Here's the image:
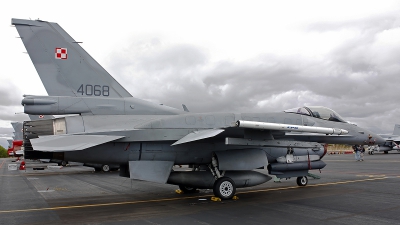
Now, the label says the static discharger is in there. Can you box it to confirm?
[235,120,349,135]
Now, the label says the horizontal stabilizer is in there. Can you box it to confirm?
[171,129,225,146]
[30,135,124,152]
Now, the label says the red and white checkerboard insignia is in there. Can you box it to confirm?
[55,48,68,60]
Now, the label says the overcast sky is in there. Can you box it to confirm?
[1,0,400,148]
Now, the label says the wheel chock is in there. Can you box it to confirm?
[232,196,239,200]
[307,173,321,179]
[211,196,221,201]
[175,189,183,194]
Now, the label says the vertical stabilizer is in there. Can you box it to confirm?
[11,122,23,140]
[12,18,132,98]
[393,124,400,136]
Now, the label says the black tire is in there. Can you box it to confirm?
[384,151,389,154]
[178,185,197,193]
[101,164,110,172]
[213,177,236,200]
[296,176,308,186]
[61,161,67,167]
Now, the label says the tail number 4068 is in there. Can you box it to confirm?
[77,84,109,96]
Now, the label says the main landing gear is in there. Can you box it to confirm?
[209,155,237,200]
[177,156,238,200]
[213,177,236,199]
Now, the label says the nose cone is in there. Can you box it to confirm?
[368,133,386,145]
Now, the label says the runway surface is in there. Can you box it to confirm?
[1,153,400,225]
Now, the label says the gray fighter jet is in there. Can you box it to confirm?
[368,124,400,154]
[13,18,384,200]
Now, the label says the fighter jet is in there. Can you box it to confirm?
[13,18,384,200]
[368,124,400,154]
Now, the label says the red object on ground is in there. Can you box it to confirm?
[12,140,23,158]
[19,161,25,170]
[7,147,13,156]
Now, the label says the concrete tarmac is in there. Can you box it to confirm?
[1,153,400,225]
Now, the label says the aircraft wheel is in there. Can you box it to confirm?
[178,185,197,193]
[101,164,110,172]
[213,177,236,200]
[296,176,308,186]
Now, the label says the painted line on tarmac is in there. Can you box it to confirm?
[0,160,5,169]
[324,160,400,163]
[0,177,388,214]
[238,177,387,194]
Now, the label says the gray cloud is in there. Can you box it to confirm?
[1,11,398,140]
[0,127,14,149]
[0,106,29,122]
[105,13,400,134]
[0,83,24,107]
[305,13,400,34]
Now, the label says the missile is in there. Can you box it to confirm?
[235,120,349,135]
[268,161,326,173]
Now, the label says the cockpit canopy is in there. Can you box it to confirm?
[284,106,347,123]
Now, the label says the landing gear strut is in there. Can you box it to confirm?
[209,155,236,200]
[296,176,308,186]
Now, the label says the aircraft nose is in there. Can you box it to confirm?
[367,133,385,145]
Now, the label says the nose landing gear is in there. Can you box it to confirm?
[296,176,308,186]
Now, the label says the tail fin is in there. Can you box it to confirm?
[393,124,400,135]
[11,122,23,140]
[12,18,132,98]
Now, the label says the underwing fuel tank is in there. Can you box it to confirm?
[378,146,392,151]
[268,161,326,174]
[167,171,272,189]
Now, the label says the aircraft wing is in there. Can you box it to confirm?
[171,120,349,146]
[30,135,124,152]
